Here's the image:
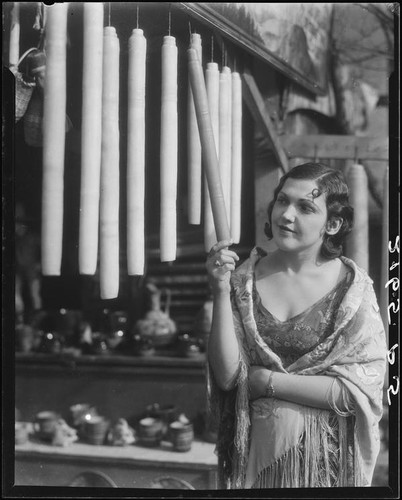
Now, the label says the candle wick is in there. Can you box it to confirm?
[108,2,111,26]
[136,4,139,29]
[168,9,171,36]
[211,36,214,62]
[188,19,192,40]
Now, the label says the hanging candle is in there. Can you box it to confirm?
[9,2,20,68]
[380,166,389,330]
[79,2,104,275]
[100,26,120,299]
[127,28,147,275]
[219,66,232,231]
[187,33,202,225]
[188,48,230,242]
[204,61,219,252]
[230,71,242,244]
[346,163,369,271]
[41,3,68,276]
[160,35,178,262]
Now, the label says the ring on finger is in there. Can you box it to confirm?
[214,259,222,267]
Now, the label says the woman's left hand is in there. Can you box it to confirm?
[248,366,271,400]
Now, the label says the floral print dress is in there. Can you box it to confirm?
[209,247,387,490]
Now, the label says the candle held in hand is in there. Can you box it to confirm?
[204,61,219,252]
[187,48,230,243]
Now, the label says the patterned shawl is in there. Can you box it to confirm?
[208,247,387,489]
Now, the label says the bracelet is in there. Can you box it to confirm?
[265,371,275,398]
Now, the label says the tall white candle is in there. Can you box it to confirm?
[41,3,68,276]
[160,35,178,262]
[346,163,369,271]
[187,33,202,225]
[100,26,120,299]
[231,71,242,244]
[79,2,104,275]
[219,66,232,233]
[9,2,20,68]
[204,62,219,252]
[127,28,147,276]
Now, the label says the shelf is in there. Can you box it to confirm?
[15,438,217,469]
[15,352,207,377]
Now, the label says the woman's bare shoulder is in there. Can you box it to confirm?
[254,251,278,279]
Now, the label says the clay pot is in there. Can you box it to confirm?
[83,416,110,445]
[169,421,194,452]
[137,417,164,447]
[34,411,61,441]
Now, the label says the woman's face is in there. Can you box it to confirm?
[271,178,328,254]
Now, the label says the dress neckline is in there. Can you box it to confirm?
[253,271,351,324]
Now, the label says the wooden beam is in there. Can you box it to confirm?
[280,135,388,162]
[241,71,289,173]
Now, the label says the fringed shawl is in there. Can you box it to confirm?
[208,247,387,489]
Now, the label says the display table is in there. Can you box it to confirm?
[15,438,218,489]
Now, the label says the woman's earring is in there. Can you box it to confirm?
[264,222,270,236]
[326,218,342,235]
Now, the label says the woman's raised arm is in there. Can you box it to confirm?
[206,240,241,391]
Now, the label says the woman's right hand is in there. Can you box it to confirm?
[206,240,239,294]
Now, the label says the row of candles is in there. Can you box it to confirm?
[9,2,242,300]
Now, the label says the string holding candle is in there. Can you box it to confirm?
[127,12,147,275]
[160,13,178,262]
[188,48,230,243]
[99,25,120,299]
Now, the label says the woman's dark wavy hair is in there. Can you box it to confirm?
[264,162,354,259]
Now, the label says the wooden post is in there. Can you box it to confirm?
[242,70,289,173]
[380,167,389,333]
[346,164,369,271]
[9,2,20,68]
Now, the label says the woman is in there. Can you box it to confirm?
[206,163,387,489]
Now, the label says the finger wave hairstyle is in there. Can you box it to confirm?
[264,162,354,259]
